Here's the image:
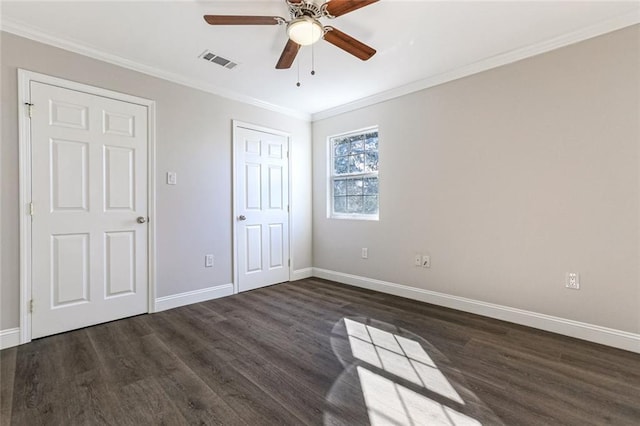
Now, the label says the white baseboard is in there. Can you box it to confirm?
[0,328,21,350]
[313,268,640,354]
[291,267,314,281]
[155,283,234,313]
[1,285,234,348]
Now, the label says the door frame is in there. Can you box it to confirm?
[18,69,157,344]
[231,120,292,294]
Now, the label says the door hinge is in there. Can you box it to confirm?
[24,102,34,118]
[29,202,34,216]
[29,299,34,313]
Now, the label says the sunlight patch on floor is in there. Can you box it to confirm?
[344,318,463,405]
[358,366,481,426]
[344,318,481,425]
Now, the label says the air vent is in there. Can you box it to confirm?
[199,50,238,69]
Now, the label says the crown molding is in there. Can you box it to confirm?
[2,9,637,124]
[312,10,640,121]
[0,18,312,122]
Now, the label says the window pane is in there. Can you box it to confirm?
[334,196,347,213]
[347,196,363,213]
[350,138,364,154]
[349,154,365,173]
[334,140,349,156]
[364,196,378,214]
[334,156,349,174]
[346,178,363,195]
[365,133,378,151]
[364,177,378,195]
[365,151,379,172]
[333,179,347,196]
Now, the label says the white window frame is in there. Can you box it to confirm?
[327,126,379,220]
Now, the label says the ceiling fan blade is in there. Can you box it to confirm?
[203,15,284,25]
[323,27,376,61]
[276,39,301,69]
[325,0,379,18]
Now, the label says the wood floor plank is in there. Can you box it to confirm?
[116,377,187,425]
[59,369,125,426]
[464,335,640,401]
[85,324,152,388]
[178,347,305,425]
[54,329,100,379]
[4,278,640,425]
[0,347,17,425]
[107,313,155,341]
[213,309,346,391]
[155,367,245,426]
[10,336,60,414]
[230,348,364,426]
[148,309,242,363]
[183,301,229,323]
[459,337,640,424]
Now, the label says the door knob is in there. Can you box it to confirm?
[238,215,247,221]
[137,216,147,224]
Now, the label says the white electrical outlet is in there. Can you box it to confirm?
[414,254,422,267]
[361,248,368,259]
[422,255,431,268]
[167,172,177,185]
[205,254,214,268]
[566,272,579,289]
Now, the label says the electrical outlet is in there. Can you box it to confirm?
[422,255,431,268]
[566,272,579,289]
[205,254,214,268]
[167,172,177,185]
[361,248,368,259]
[414,254,422,267]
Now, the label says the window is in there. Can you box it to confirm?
[329,127,379,219]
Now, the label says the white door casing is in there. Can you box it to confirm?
[23,75,154,339]
[234,123,290,292]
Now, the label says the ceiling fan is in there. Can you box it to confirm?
[203,0,379,69]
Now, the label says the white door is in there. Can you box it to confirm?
[235,125,290,292]
[30,81,148,339]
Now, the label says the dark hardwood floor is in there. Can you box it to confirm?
[1,278,639,425]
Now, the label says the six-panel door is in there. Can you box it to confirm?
[235,126,290,292]
[30,82,148,339]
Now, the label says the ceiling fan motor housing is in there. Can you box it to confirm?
[287,0,326,19]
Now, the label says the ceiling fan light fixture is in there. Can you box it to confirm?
[287,16,323,46]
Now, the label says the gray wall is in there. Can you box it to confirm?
[313,26,640,333]
[1,32,312,330]
[3,25,638,337]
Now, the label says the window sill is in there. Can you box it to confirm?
[329,214,379,221]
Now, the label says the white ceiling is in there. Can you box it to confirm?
[2,1,639,119]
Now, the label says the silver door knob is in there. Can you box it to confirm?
[238,215,247,221]
[137,216,147,224]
